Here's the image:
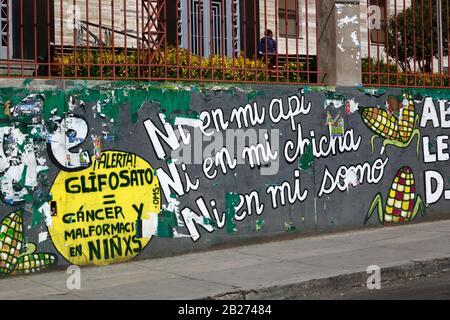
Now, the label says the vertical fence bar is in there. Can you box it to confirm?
[47,0,51,78]
[33,0,38,76]
[294,0,299,82]
[403,0,406,85]
[447,0,449,86]
[187,0,191,80]
[111,0,115,80]
[175,0,180,80]
[429,0,434,85]
[59,0,63,78]
[437,0,443,82]
[421,0,424,79]
[199,0,204,82]
[73,0,77,78]
[366,0,371,85]
[123,0,128,78]
[243,0,247,82]
[305,0,309,83]
[376,0,381,86]
[263,0,268,80]
[5,0,10,76]
[231,0,236,82]
[315,0,319,83]
[412,0,417,86]
[253,0,257,81]
[220,0,225,80]
[99,0,103,79]
[86,0,90,79]
[274,0,278,80]
[136,0,141,79]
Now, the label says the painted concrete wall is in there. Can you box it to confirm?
[0,79,449,275]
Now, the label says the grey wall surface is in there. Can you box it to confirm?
[0,79,448,274]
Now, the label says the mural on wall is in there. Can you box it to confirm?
[0,81,448,277]
[46,151,161,266]
[364,167,426,225]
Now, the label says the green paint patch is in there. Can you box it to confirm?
[298,143,314,171]
[407,88,450,100]
[43,91,66,122]
[359,88,387,97]
[255,219,265,232]
[284,222,297,232]
[247,90,264,102]
[157,209,178,238]
[129,87,193,124]
[31,207,43,227]
[203,217,217,228]
[22,79,33,86]
[225,192,240,234]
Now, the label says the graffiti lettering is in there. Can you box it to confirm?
[318,158,389,197]
[284,124,361,163]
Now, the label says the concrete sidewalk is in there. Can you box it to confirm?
[2,220,450,300]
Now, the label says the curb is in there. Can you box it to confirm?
[203,257,450,300]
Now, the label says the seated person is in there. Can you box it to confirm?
[257,29,277,65]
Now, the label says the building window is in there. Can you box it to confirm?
[278,0,300,39]
[178,0,240,57]
[0,0,11,59]
[369,0,387,45]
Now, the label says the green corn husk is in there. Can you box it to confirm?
[12,253,57,274]
[0,211,23,275]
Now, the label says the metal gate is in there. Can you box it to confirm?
[178,0,240,57]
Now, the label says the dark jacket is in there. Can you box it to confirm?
[258,36,277,54]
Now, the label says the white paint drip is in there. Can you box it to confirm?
[174,117,203,128]
[162,197,184,227]
[173,229,192,238]
[337,15,358,28]
[39,202,53,229]
[344,168,359,192]
[350,31,360,47]
[337,36,345,52]
[347,99,359,113]
[326,99,344,109]
[38,231,48,243]
[141,212,159,238]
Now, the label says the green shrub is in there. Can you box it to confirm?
[362,57,450,87]
[53,47,314,83]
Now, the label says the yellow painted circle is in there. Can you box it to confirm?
[48,151,160,266]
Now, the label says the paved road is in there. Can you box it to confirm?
[302,270,450,300]
[1,220,450,299]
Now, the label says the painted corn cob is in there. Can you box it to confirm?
[361,107,400,141]
[365,167,426,225]
[398,99,415,143]
[0,211,23,275]
[0,211,57,276]
[12,253,57,275]
[360,95,420,155]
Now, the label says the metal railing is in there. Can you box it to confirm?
[362,0,450,88]
[1,1,448,87]
[0,0,320,84]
